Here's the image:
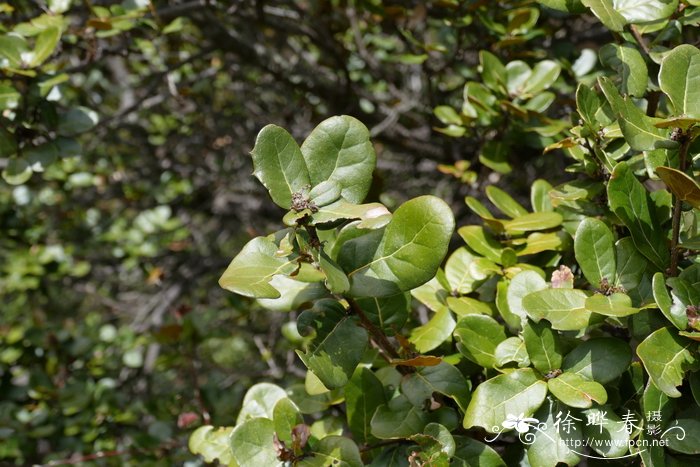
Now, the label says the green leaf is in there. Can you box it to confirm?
[230,418,282,467]
[257,277,329,312]
[503,212,563,234]
[522,320,564,373]
[615,237,648,291]
[464,368,547,432]
[600,43,648,98]
[582,0,627,31]
[345,196,454,297]
[444,248,480,295]
[494,337,531,368]
[637,327,697,397]
[236,383,288,424]
[581,408,630,458]
[574,218,616,286]
[656,166,700,209]
[527,398,582,467]
[452,436,506,467]
[642,379,675,428]
[454,314,507,368]
[434,105,463,126]
[319,249,349,294]
[297,301,368,389]
[188,426,234,465]
[531,179,553,213]
[345,368,385,444]
[401,362,471,411]
[409,308,456,353]
[584,293,640,317]
[371,397,429,439]
[57,106,99,135]
[507,271,548,323]
[659,45,700,117]
[251,124,311,209]
[547,372,608,408]
[300,437,363,467]
[273,398,302,444]
[522,60,561,95]
[356,293,409,331]
[0,34,29,67]
[219,236,297,299]
[613,0,678,24]
[665,419,700,454]
[652,273,686,329]
[2,158,32,185]
[522,288,599,331]
[0,84,20,109]
[486,185,528,218]
[480,51,507,94]
[409,423,455,464]
[29,26,61,67]
[457,226,503,263]
[561,338,631,386]
[599,77,671,151]
[300,115,376,204]
[608,161,670,270]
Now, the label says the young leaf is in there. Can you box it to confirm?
[188,426,234,465]
[494,336,531,368]
[251,125,311,209]
[486,185,529,218]
[562,337,632,385]
[637,327,697,398]
[273,398,302,444]
[547,372,608,408]
[345,196,455,297]
[454,314,507,368]
[507,270,548,323]
[319,249,349,294]
[444,247,480,294]
[236,383,288,424]
[658,44,700,118]
[479,51,507,94]
[300,115,376,204]
[653,272,686,330]
[574,218,616,286]
[463,368,547,432]
[608,161,670,270]
[219,236,297,299]
[503,212,563,234]
[521,60,561,95]
[531,179,553,212]
[458,226,503,263]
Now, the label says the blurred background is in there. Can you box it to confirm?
[1,0,602,464]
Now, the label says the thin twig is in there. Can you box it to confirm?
[668,135,691,276]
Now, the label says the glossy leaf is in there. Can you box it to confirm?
[547,372,607,408]
[507,270,547,323]
[637,327,697,397]
[600,43,647,97]
[454,314,507,368]
[452,436,506,467]
[251,124,310,209]
[356,293,409,331]
[371,397,428,439]
[300,115,375,204]
[656,166,700,209]
[345,368,385,444]
[486,185,528,218]
[464,368,547,432]
[297,301,367,389]
[409,308,456,353]
[444,247,480,294]
[401,362,471,411]
[236,383,288,424]
[188,426,234,465]
[574,218,616,286]
[666,419,700,454]
[527,398,582,467]
[494,336,531,368]
[344,196,455,297]
[608,161,669,270]
[503,212,563,234]
[562,337,632,384]
[219,236,297,299]
[230,418,282,467]
[300,436,363,467]
[653,272,686,330]
[615,237,648,291]
[582,0,626,31]
[581,408,630,458]
[273,398,302,444]
[522,288,598,331]
[457,226,503,263]
[584,293,640,317]
[599,77,670,151]
[312,202,391,227]
[522,320,563,373]
[658,44,700,117]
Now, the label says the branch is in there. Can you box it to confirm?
[668,135,691,276]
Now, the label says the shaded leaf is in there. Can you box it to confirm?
[562,337,632,384]
[637,327,697,397]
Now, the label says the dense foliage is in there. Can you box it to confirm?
[2,0,700,466]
